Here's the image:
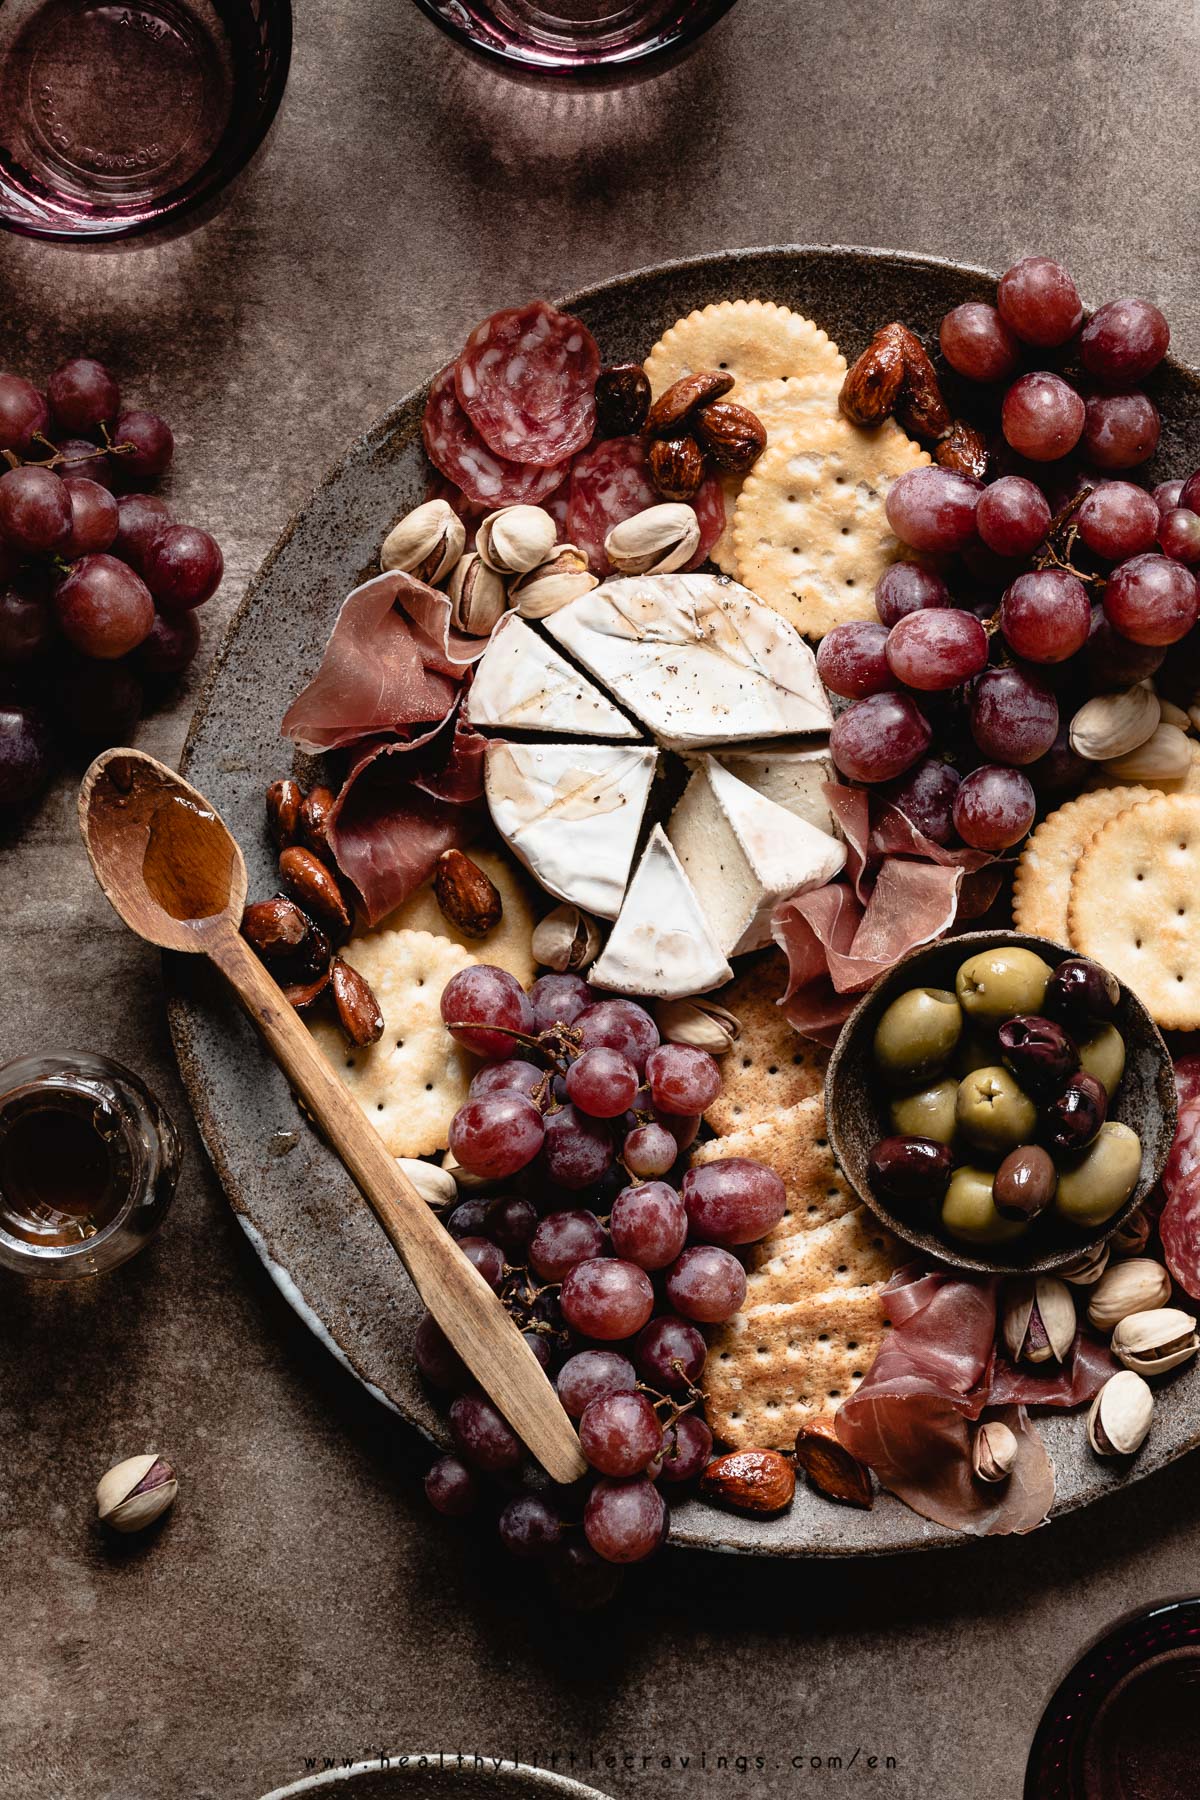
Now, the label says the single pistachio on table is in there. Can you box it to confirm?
[476,504,558,576]
[531,902,603,974]
[1109,1209,1151,1257]
[1058,1241,1110,1286]
[509,544,597,619]
[1002,1275,1076,1365]
[605,503,701,577]
[97,1453,178,1533]
[1069,685,1161,762]
[1087,1369,1154,1457]
[1157,696,1193,732]
[653,994,740,1055]
[1111,1307,1200,1376]
[434,847,502,938]
[1087,1259,1173,1332]
[446,551,509,636]
[972,1420,1019,1483]
[1101,722,1193,781]
[380,498,465,584]
[396,1157,458,1208]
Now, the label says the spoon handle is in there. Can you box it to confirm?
[207,928,586,1485]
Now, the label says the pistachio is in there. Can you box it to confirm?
[1157,697,1192,731]
[531,902,603,973]
[1109,1209,1151,1257]
[605,503,702,577]
[653,995,740,1055]
[1087,1370,1154,1456]
[509,545,597,619]
[446,552,509,636]
[972,1420,1018,1483]
[1058,1242,1110,1286]
[1069,685,1161,762]
[1087,1259,1173,1332]
[1111,1306,1200,1375]
[476,505,558,576]
[441,1148,498,1192]
[1101,722,1193,781]
[97,1453,178,1533]
[380,498,465,584]
[396,1157,458,1208]
[1002,1275,1076,1364]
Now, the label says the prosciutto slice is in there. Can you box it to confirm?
[1158,1057,1200,1297]
[989,1330,1116,1409]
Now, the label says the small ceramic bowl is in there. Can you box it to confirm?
[825,929,1178,1277]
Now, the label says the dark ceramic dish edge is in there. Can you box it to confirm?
[825,930,1178,1276]
[407,0,738,77]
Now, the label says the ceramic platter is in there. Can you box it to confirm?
[171,247,1200,1557]
[260,1756,612,1799]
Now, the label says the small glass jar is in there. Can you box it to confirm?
[0,1052,181,1278]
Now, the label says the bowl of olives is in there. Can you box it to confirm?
[825,931,1178,1275]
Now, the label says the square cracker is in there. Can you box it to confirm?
[1012,787,1156,944]
[742,1207,901,1308]
[1068,794,1200,1029]
[708,376,844,575]
[703,951,828,1135]
[309,929,478,1156]
[369,846,538,985]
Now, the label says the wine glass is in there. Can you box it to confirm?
[408,0,738,78]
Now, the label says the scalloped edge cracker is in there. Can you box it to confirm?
[1013,787,1157,944]
[644,300,846,400]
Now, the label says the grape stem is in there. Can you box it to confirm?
[1032,483,1105,589]
[0,424,136,475]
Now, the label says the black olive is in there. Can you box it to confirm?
[998,1013,1078,1099]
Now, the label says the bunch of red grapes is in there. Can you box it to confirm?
[819,256,1200,854]
[418,964,784,1605]
[0,359,225,811]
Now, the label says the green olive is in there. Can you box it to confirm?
[955,947,1054,1022]
[873,987,963,1086]
[954,1025,1000,1078]
[1078,1023,1126,1099]
[941,1165,1030,1247]
[1055,1121,1142,1228]
[955,1065,1038,1154]
[889,1078,959,1144]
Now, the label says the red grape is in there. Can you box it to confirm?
[952,765,1036,849]
[609,1180,687,1270]
[483,1193,537,1258]
[579,1392,663,1477]
[1028,722,1089,801]
[1157,509,1200,565]
[1155,479,1186,516]
[1000,568,1091,662]
[448,1394,523,1473]
[816,620,896,697]
[1083,392,1159,470]
[874,562,950,625]
[1080,299,1169,386]
[622,1121,678,1178]
[0,705,53,806]
[1076,482,1160,561]
[583,1476,665,1564]
[644,1043,721,1115]
[141,523,223,611]
[970,665,1059,765]
[884,608,988,690]
[560,1258,654,1340]
[665,1244,747,1324]
[0,466,72,553]
[1103,554,1199,646]
[448,1092,544,1178]
[830,691,931,783]
[440,964,534,1058]
[62,477,119,555]
[424,1455,478,1517]
[557,1350,637,1419]
[414,1312,470,1388]
[135,608,201,676]
[498,1493,561,1559]
[470,1058,545,1103]
[529,970,591,1031]
[1085,604,1166,687]
[576,998,659,1071]
[884,756,960,844]
[0,373,49,452]
[656,1413,713,1484]
[1001,372,1085,461]
[445,1199,488,1239]
[56,437,114,488]
[112,492,171,571]
[53,657,143,741]
[996,257,1082,347]
[540,1103,613,1189]
[885,467,981,552]
[939,302,1021,382]
[54,554,154,658]
[681,1156,786,1246]
[0,583,54,666]
[112,409,174,480]
[456,1235,506,1290]
[529,1209,606,1281]
[633,1313,706,1392]
[47,357,120,434]
[974,476,1051,558]
[566,1046,639,1119]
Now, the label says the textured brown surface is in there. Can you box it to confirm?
[6,2,1200,1796]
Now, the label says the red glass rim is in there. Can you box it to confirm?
[407,0,738,75]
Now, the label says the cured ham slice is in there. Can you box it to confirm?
[423,365,566,509]
[455,301,600,467]
[1158,1056,1200,1297]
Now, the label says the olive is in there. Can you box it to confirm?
[956,948,1054,1022]
[1045,956,1121,1032]
[994,1144,1057,1221]
[889,1078,958,1144]
[1055,1121,1142,1228]
[1042,1071,1107,1154]
[867,1135,954,1206]
[873,987,963,1086]
[998,1014,1078,1099]
[955,1065,1038,1155]
[954,1025,999,1078]
[1079,1023,1126,1099]
[941,1165,1030,1247]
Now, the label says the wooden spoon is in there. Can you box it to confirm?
[78,747,586,1485]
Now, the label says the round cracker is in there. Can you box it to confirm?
[708,377,844,574]
[370,846,538,985]
[1013,787,1157,944]
[1067,794,1200,1029]
[644,299,845,399]
[732,415,929,639]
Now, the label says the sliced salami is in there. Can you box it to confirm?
[422,364,564,509]
[1159,1061,1200,1297]
[455,301,600,467]
[567,436,726,577]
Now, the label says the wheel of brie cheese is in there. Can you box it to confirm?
[469,572,846,999]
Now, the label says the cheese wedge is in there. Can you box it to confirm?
[712,743,836,836]
[544,572,833,750]
[484,739,657,921]
[466,614,639,738]
[668,755,846,956]
[589,825,732,999]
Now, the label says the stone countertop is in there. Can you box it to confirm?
[3,2,1200,1796]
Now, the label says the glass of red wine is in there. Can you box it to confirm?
[408,0,738,77]
[0,0,291,242]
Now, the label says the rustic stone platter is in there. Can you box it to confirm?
[262,1756,613,1798]
[171,246,1200,1558]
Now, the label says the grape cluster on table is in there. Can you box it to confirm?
[0,359,225,811]
[419,964,785,1606]
[819,256,1200,854]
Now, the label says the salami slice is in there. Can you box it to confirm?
[455,302,600,468]
[422,365,564,509]
[567,436,726,577]
[1159,1060,1200,1296]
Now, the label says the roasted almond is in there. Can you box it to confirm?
[330,957,384,1047]
[434,848,502,938]
[266,777,304,849]
[279,845,352,936]
[282,968,332,1012]
[935,418,989,480]
[644,370,734,437]
[793,1424,873,1509]
[839,330,907,426]
[698,1448,795,1516]
[693,400,768,475]
[298,784,337,862]
[889,322,952,440]
[241,894,310,960]
[648,434,706,502]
